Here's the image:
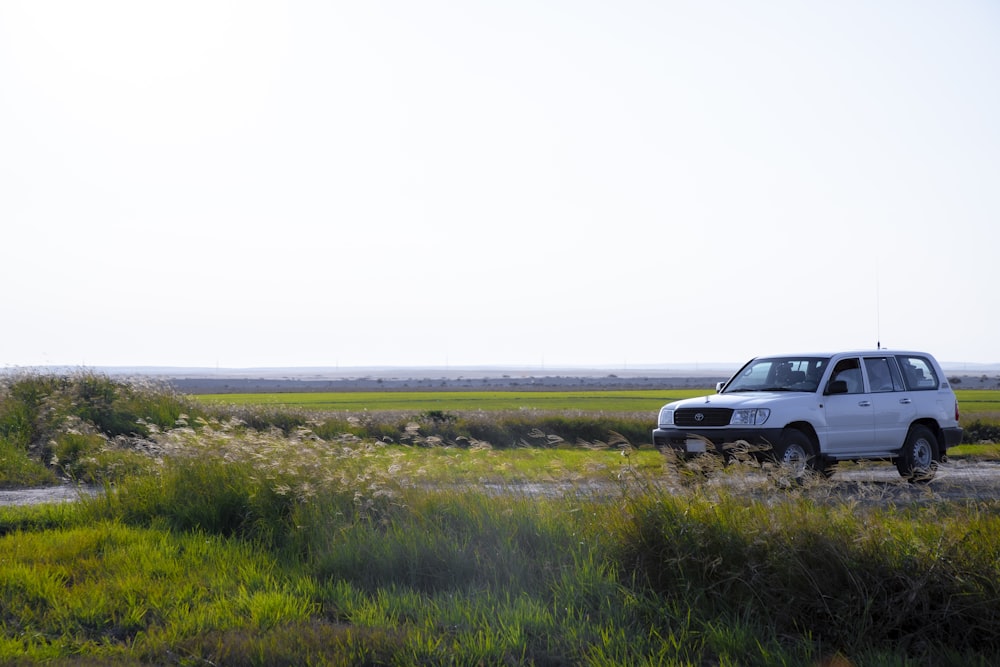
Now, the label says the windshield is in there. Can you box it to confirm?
[723,357,830,393]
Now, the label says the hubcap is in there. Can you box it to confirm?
[782,444,808,474]
[912,438,932,468]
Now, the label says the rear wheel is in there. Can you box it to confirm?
[896,425,938,483]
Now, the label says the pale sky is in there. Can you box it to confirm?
[2,1,998,369]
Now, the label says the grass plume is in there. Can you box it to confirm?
[2,373,1000,664]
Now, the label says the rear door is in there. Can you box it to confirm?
[864,356,914,450]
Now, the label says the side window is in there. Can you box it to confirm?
[864,357,902,392]
[886,358,905,391]
[896,355,939,391]
[829,358,863,394]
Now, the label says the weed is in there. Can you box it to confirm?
[3,375,1000,664]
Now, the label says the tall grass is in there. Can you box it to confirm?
[3,427,998,664]
[3,373,1000,664]
[0,371,193,487]
[617,489,1000,654]
[208,404,656,450]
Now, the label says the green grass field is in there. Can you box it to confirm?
[191,388,708,412]
[191,387,1000,416]
[954,389,1000,415]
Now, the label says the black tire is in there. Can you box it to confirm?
[773,429,818,478]
[896,425,938,483]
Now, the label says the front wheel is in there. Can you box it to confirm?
[896,425,938,483]
[773,429,818,479]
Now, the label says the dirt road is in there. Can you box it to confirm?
[3,460,999,507]
[0,485,97,506]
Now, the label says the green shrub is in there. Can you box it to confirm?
[0,372,199,484]
[100,457,260,537]
[309,491,585,595]
[0,401,36,450]
[69,374,194,437]
[0,373,65,450]
[204,405,309,435]
[48,431,154,484]
[49,431,105,481]
[91,446,326,547]
[422,412,648,448]
[0,437,58,487]
[963,419,1000,444]
[299,411,649,450]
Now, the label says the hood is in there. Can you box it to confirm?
[666,391,803,410]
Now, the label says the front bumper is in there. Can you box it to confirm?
[652,427,786,455]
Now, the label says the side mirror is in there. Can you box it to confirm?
[716,382,726,393]
[825,379,848,395]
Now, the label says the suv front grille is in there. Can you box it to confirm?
[674,407,733,427]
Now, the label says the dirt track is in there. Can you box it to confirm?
[4,460,999,507]
[0,485,97,506]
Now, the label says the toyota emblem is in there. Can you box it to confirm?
[694,413,705,422]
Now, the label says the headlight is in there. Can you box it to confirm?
[730,408,770,425]
[657,407,675,427]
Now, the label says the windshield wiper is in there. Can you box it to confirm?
[728,386,812,393]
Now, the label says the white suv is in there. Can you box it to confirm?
[652,350,963,481]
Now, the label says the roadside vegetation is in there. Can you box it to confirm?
[191,388,698,412]
[1,371,1000,665]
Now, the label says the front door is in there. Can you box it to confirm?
[822,357,875,454]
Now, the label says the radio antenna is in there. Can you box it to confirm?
[875,269,882,350]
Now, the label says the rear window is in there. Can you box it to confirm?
[895,355,939,391]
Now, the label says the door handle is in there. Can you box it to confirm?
[899,398,912,405]
[858,401,871,407]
